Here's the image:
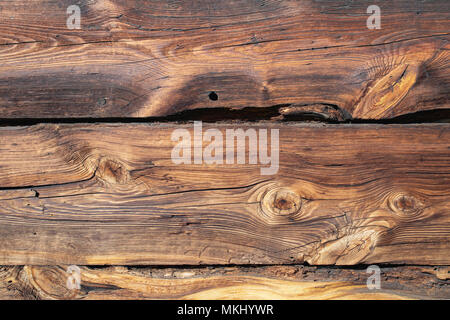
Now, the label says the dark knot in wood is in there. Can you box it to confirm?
[260,187,302,222]
[95,158,129,184]
[388,192,424,218]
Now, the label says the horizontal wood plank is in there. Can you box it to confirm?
[1,265,448,300]
[0,123,449,265]
[0,0,448,119]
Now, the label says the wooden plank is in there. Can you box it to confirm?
[0,123,449,265]
[1,265,448,300]
[0,0,448,119]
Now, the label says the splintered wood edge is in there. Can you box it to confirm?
[0,265,448,300]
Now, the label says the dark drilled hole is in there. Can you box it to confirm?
[208,91,218,101]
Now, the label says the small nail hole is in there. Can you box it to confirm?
[208,91,218,101]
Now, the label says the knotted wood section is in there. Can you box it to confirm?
[0,123,448,265]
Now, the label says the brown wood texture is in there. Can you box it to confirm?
[0,0,448,119]
[1,265,448,300]
[0,123,448,265]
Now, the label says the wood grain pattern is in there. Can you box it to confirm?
[0,123,449,265]
[0,0,448,119]
[1,265,448,300]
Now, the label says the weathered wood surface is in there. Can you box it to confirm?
[0,0,448,119]
[0,123,449,265]
[0,265,448,300]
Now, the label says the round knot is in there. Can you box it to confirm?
[261,187,302,218]
[388,192,424,219]
[96,158,129,184]
[394,195,417,214]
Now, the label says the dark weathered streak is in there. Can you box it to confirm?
[0,0,448,119]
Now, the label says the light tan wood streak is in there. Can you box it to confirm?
[1,265,448,300]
